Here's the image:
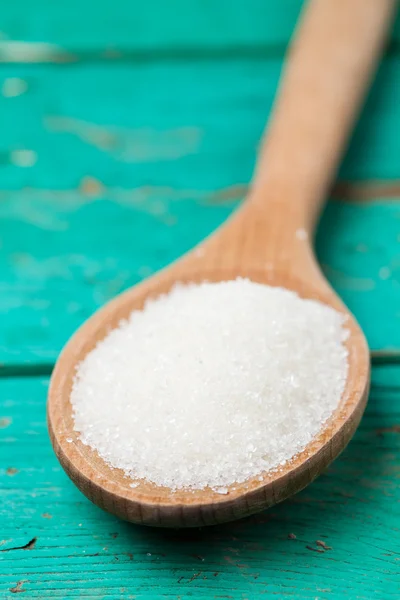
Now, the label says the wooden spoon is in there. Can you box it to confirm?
[48,0,396,527]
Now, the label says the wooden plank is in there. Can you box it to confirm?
[1,192,400,365]
[0,55,399,186]
[316,200,400,352]
[0,1,399,58]
[0,60,278,190]
[340,54,400,180]
[0,372,399,598]
[0,1,303,54]
[0,190,235,365]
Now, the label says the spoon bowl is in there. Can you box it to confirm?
[48,0,394,526]
[48,228,369,527]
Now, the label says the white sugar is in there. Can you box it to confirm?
[71,279,348,491]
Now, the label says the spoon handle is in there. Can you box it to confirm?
[250,0,395,231]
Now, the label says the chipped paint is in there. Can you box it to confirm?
[45,115,202,162]
[379,266,391,280]
[316,540,332,550]
[0,186,237,231]
[1,77,27,98]
[9,580,27,594]
[10,149,37,167]
[79,176,104,198]
[6,467,18,476]
[0,40,74,63]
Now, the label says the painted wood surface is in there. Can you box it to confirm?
[1,370,399,598]
[1,53,400,364]
[0,2,399,58]
[0,1,302,55]
[0,0,400,597]
[3,192,400,366]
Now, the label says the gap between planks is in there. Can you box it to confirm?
[209,180,400,205]
[1,179,399,205]
[0,38,399,66]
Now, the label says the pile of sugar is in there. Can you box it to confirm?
[71,279,348,491]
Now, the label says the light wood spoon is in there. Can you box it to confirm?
[48,0,396,527]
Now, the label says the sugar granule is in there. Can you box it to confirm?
[71,279,348,491]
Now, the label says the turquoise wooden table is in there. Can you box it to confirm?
[1,2,400,598]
